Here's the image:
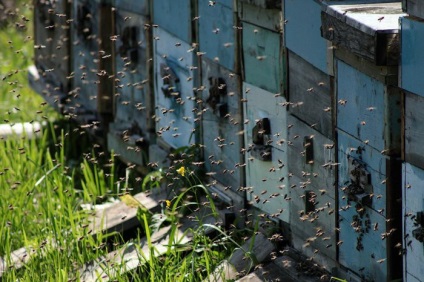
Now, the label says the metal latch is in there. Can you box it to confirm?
[160,63,180,99]
[251,118,272,161]
[119,26,139,66]
[206,77,228,118]
[413,211,424,242]
[346,157,373,206]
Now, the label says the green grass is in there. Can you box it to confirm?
[0,1,256,281]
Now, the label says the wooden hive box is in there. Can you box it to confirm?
[402,0,424,19]
[69,0,114,125]
[284,0,333,75]
[402,163,424,282]
[288,50,334,140]
[321,2,405,66]
[400,17,424,98]
[239,2,285,94]
[403,91,424,169]
[153,27,198,150]
[32,0,71,111]
[336,59,402,157]
[337,129,402,282]
[152,0,194,44]
[198,0,238,72]
[199,57,244,203]
[242,82,289,223]
[107,0,153,166]
[287,114,337,270]
[239,0,281,10]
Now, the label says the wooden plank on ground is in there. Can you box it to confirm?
[79,208,217,281]
[0,188,168,277]
[207,233,275,282]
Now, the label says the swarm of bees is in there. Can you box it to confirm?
[0,0,410,281]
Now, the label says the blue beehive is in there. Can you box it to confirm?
[402,0,424,19]
[199,57,244,201]
[153,27,198,150]
[337,130,402,281]
[284,0,330,75]
[107,0,152,166]
[70,0,114,124]
[401,17,424,98]
[287,114,337,269]
[402,163,424,282]
[153,0,193,44]
[239,2,284,94]
[336,60,402,156]
[198,0,237,72]
[243,82,289,223]
[287,50,333,139]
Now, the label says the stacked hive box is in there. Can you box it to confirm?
[151,0,198,155]
[197,0,244,206]
[69,0,114,131]
[400,2,424,281]
[321,2,404,281]
[30,1,424,280]
[284,0,337,270]
[238,1,290,223]
[107,0,152,166]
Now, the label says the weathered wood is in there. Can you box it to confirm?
[200,58,244,197]
[198,0,237,71]
[400,17,424,98]
[288,50,333,139]
[242,23,283,94]
[243,83,289,223]
[336,59,402,156]
[284,0,330,74]
[207,233,275,282]
[404,91,424,169]
[0,188,168,277]
[239,2,282,32]
[402,163,424,281]
[321,3,405,66]
[153,27,197,149]
[80,208,217,282]
[403,0,424,19]
[239,0,281,10]
[152,0,192,43]
[0,121,44,139]
[107,126,147,167]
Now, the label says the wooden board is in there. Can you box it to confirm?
[110,8,153,143]
[153,27,197,149]
[79,208,216,281]
[400,17,424,98]
[336,59,402,156]
[114,0,149,16]
[238,0,281,10]
[34,0,71,95]
[200,58,243,196]
[198,0,237,71]
[207,233,276,281]
[152,0,193,43]
[284,0,330,74]
[288,50,333,139]
[287,115,336,199]
[321,3,405,66]
[243,83,289,222]
[239,2,282,32]
[242,23,284,94]
[404,91,424,169]
[0,188,168,277]
[403,0,424,20]
[107,126,147,167]
[402,163,424,282]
